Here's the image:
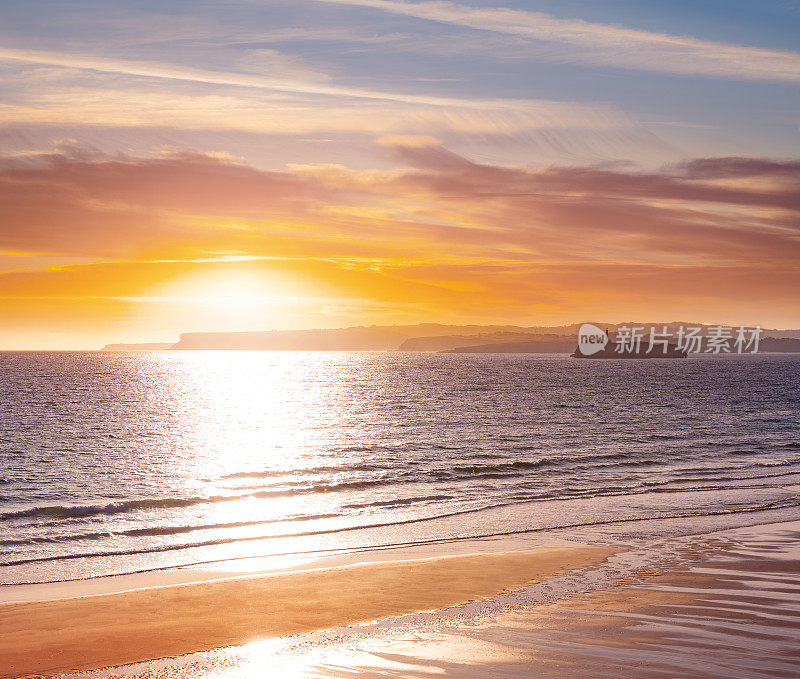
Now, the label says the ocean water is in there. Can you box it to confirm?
[1,351,799,586]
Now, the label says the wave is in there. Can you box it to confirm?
[222,452,689,484]
[7,478,800,567]
[220,462,396,481]
[5,490,800,585]
[0,494,250,521]
[0,479,447,523]
[219,459,557,487]
[6,452,800,524]
[0,462,563,523]
[665,462,800,481]
[342,494,453,510]
[0,503,501,567]
[449,460,553,474]
[0,512,343,547]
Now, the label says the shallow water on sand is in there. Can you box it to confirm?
[1,352,799,585]
[65,520,800,679]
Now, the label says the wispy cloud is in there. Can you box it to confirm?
[235,49,333,83]
[0,44,610,109]
[0,45,415,103]
[0,43,646,146]
[0,45,651,160]
[0,83,628,135]
[318,0,800,83]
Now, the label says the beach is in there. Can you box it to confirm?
[3,520,798,679]
[0,545,613,678]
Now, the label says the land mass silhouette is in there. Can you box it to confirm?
[100,324,800,353]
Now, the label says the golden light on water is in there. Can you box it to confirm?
[129,352,372,571]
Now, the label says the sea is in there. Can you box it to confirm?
[1,351,799,587]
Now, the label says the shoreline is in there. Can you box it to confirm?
[95,518,800,679]
[0,545,614,679]
[0,532,585,603]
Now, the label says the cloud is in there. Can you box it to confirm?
[2,144,799,334]
[0,84,629,138]
[235,49,332,83]
[376,134,440,147]
[385,141,800,214]
[0,44,479,106]
[318,0,800,83]
[670,156,800,179]
[0,150,334,257]
[1,144,798,273]
[0,47,647,156]
[0,44,631,111]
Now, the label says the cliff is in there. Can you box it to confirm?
[440,336,576,353]
[170,324,540,351]
[761,337,800,352]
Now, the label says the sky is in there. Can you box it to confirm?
[0,0,799,348]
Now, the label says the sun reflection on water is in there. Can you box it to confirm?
[120,351,379,570]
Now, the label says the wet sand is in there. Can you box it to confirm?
[258,520,800,679]
[0,545,613,678]
[66,520,800,679]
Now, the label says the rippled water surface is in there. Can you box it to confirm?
[1,351,799,584]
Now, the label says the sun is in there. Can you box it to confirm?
[140,262,312,331]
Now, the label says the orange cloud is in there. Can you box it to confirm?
[1,143,799,345]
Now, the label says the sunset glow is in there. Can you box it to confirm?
[1,1,799,348]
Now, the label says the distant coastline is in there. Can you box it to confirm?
[100,323,800,353]
[100,342,174,352]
